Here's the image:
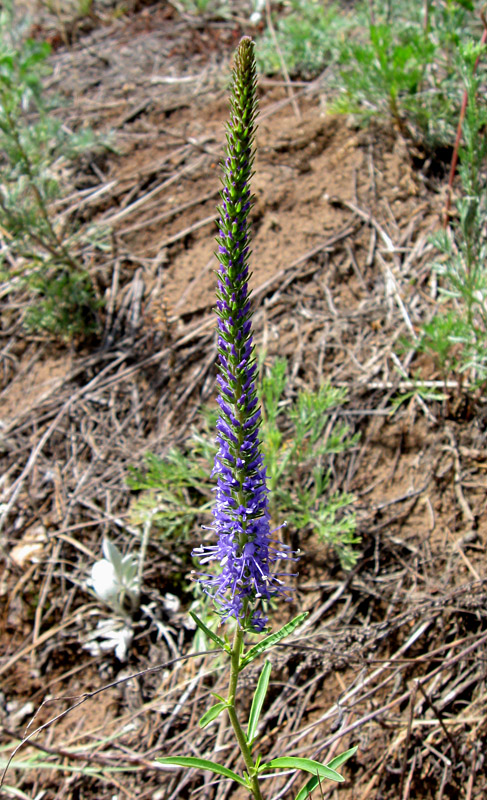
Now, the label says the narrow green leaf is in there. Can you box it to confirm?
[189,611,229,651]
[293,747,357,798]
[325,745,358,771]
[155,757,248,788]
[247,660,272,745]
[211,692,227,703]
[263,757,344,783]
[240,612,308,669]
[199,702,228,729]
[295,774,321,800]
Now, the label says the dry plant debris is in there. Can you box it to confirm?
[1,4,487,800]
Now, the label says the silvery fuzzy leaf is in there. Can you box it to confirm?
[98,538,140,604]
[83,619,133,661]
[89,558,119,604]
[103,537,124,575]
[162,593,180,615]
[120,554,139,586]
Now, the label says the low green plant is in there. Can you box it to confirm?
[22,268,101,340]
[332,19,437,138]
[413,41,487,395]
[0,5,105,340]
[330,0,480,145]
[256,0,353,79]
[128,357,359,570]
[257,0,482,149]
[260,358,359,568]
[171,0,231,18]
[127,433,216,542]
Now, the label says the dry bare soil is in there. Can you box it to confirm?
[1,3,487,800]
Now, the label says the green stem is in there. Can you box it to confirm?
[226,625,264,800]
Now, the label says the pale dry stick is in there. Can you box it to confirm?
[284,619,432,749]
[264,0,301,120]
[109,144,189,195]
[254,223,359,302]
[423,741,452,769]
[316,629,487,752]
[62,385,152,521]
[357,766,383,800]
[69,316,216,393]
[1,348,127,436]
[258,67,332,124]
[161,665,210,738]
[56,179,119,218]
[402,752,417,800]
[0,352,129,531]
[50,179,118,211]
[150,73,204,85]
[398,682,418,800]
[298,571,358,633]
[328,196,401,268]
[55,532,97,559]
[465,745,480,800]
[366,378,458,392]
[103,256,121,344]
[155,212,217,251]
[415,680,461,760]
[437,762,449,800]
[270,631,481,798]
[102,153,206,226]
[345,240,368,291]
[31,538,62,666]
[0,604,95,680]
[402,232,434,277]
[0,344,44,403]
[260,78,314,88]
[69,660,223,751]
[0,651,219,788]
[445,427,475,526]
[377,250,417,337]
[437,665,481,712]
[1,723,160,775]
[0,403,72,534]
[119,188,219,237]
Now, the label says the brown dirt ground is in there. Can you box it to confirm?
[1,3,487,800]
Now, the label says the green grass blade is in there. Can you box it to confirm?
[263,757,344,783]
[240,612,308,669]
[247,660,272,745]
[155,756,248,787]
[189,611,229,651]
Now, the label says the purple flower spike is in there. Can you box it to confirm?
[192,38,298,632]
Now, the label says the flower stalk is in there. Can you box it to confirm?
[157,38,356,797]
[192,36,296,634]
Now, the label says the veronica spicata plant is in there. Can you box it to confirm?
[156,37,356,799]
